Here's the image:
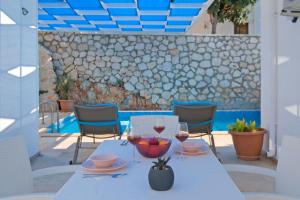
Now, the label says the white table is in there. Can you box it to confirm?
[55,140,245,200]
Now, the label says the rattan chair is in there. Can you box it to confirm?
[172,100,217,155]
[71,104,121,164]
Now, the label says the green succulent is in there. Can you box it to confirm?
[228,118,256,132]
[152,157,171,170]
[56,74,74,100]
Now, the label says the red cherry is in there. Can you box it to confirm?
[149,138,159,145]
[148,145,161,157]
[138,145,149,155]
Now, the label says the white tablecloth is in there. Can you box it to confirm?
[55,140,245,200]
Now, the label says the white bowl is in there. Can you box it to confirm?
[182,141,202,153]
[90,154,118,168]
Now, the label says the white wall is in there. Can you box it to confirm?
[277,1,300,143]
[261,0,300,157]
[188,13,234,35]
[188,1,260,35]
[0,0,39,157]
[249,0,261,35]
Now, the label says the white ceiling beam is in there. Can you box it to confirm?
[143,28,165,32]
[71,24,97,28]
[39,20,66,24]
[103,3,136,8]
[118,25,142,28]
[75,9,108,15]
[99,28,120,32]
[167,16,195,20]
[38,9,48,15]
[37,0,200,33]
[140,21,166,25]
[170,3,205,8]
[39,2,70,9]
[165,25,188,28]
[111,16,139,20]
[139,10,169,15]
[55,15,85,20]
[90,20,116,25]
[54,27,77,32]
[38,24,51,28]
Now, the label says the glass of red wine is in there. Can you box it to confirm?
[127,129,141,163]
[175,122,189,158]
[153,117,165,135]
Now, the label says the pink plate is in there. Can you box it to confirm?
[174,145,209,156]
[90,154,118,168]
[182,141,202,153]
[82,158,127,173]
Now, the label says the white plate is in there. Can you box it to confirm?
[174,145,209,156]
[81,158,127,174]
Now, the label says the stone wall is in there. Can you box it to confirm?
[39,45,58,103]
[39,32,260,110]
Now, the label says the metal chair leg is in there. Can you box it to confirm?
[71,136,81,165]
[209,133,217,156]
[113,127,117,140]
[115,125,122,140]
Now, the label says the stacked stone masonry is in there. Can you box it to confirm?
[39,32,260,110]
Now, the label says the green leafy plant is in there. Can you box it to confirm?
[56,74,74,100]
[116,79,124,87]
[152,157,171,170]
[208,0,257,34]
[228,118,257,132]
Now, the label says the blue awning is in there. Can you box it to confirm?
[38,0,210,33]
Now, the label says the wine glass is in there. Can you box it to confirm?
[127,128,141,163]
[153,117,165,135]
[175,122,189,158]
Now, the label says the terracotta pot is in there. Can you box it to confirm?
[229,128,266,161]
[58,100,74,112]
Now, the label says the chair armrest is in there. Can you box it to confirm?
[32,165,80,178]
[0,193,54,200]
[244,192,299,200]
[224,164,276,178]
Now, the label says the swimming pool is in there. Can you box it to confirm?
[48,110,260,134]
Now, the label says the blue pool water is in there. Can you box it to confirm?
[48,110,260,134]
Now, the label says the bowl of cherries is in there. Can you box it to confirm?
[136,137,171,158]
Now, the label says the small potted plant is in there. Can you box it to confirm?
[56,74,74,112]
[148,157,174,191]
[228,119,266,161]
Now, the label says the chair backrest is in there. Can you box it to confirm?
[130,115,179,138]
[172,101,217,134]
[275,135,300,198]
[0,136,33,198]
[74,104,120,136]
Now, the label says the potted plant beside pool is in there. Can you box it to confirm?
[228,119,266,161]
[148,157,174,191]
[56,74,74,112]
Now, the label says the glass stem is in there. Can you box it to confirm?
[180,142,184,159]
[133,145,136,162]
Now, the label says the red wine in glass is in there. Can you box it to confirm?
[127,135,141,145]
[175,132,189,142]
[153,126,165,134]
[127,135,141,164]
